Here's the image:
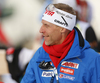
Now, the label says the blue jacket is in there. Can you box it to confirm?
[21,28,100,83]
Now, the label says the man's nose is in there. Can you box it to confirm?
[39,25,44,33]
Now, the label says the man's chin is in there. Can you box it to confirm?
[45,41,51,46]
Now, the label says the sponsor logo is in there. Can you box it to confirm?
[45,10,55,16]
[56,10,72,19]
[42,71,53,77]
[60,67,74,75]
[54,19,67,27]
[54,16,68,27]
[59,73,75,80]
[61,61,79,69]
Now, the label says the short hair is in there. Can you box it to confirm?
[53,3,76,15]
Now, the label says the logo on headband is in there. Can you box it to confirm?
[56,10,72,19]
[54,16,68,27]
[45,10,55,16]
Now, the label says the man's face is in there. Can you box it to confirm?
[39,20,62,46]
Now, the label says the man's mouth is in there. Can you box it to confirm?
[43,35,49,37]
[43,35,49,40]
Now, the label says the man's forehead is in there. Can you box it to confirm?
[42,20,53,25]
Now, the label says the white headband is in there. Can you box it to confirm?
[42,4,76,31]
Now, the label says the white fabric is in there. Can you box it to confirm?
[1,74,17,83]
[76,21,90,39]
[18,48,34,70]
[42,8,76,31]
[6,54,13,63]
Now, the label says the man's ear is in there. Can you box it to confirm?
[60,27,66,33]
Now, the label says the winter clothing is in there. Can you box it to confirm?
[21,27,100,83]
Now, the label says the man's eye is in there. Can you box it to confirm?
[45,24,49,28]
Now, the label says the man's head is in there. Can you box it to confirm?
[39,3,76,46]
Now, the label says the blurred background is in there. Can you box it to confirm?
[0,0,100,83]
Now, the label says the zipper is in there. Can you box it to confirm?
[50,67,59,83]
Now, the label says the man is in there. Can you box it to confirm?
[21,3,100,83]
